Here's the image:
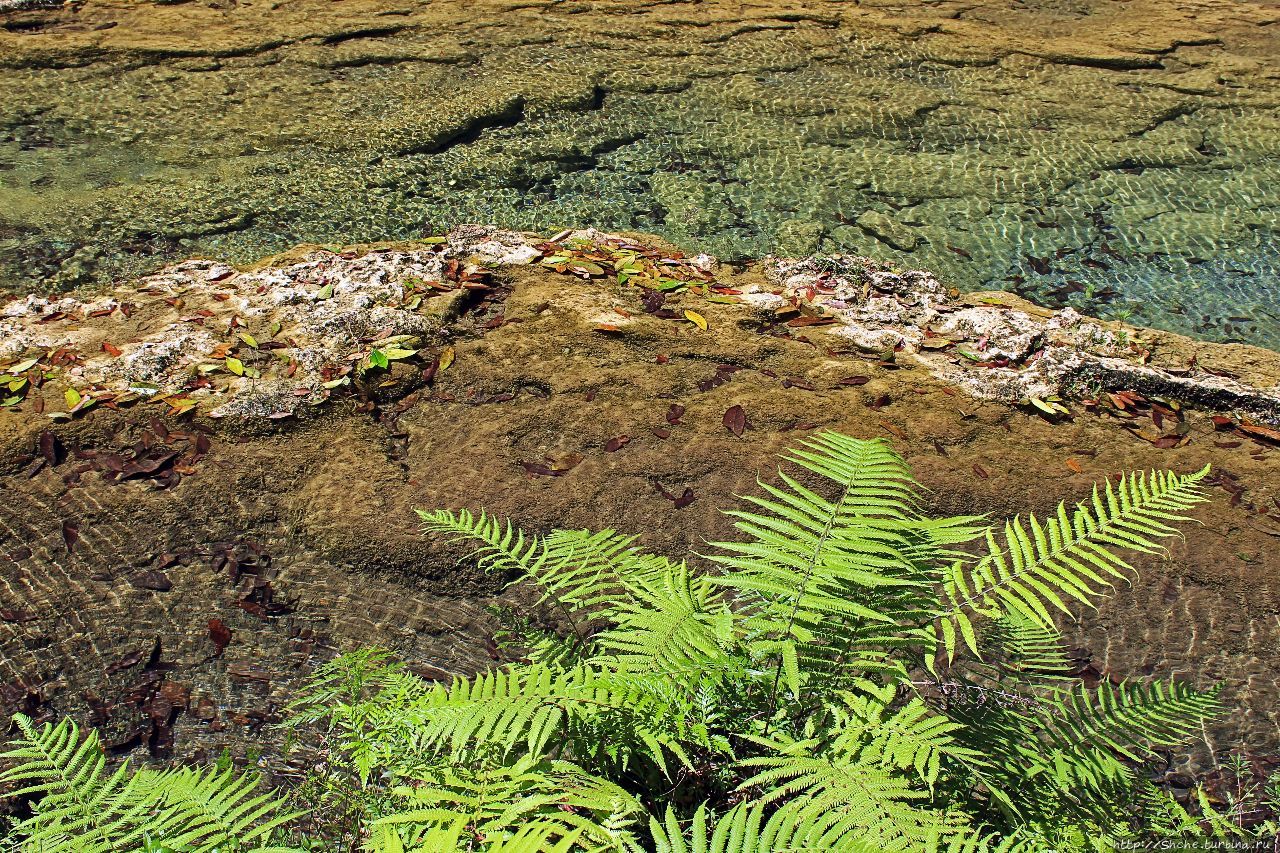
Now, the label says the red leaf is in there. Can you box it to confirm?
[208,618,232,657]
[880,420,906,439]
[1238,422,1280,444]
[972,464,990,480]
[102,342,123,357]
[651,427,671,439]
[605,435,631,452]
[62,521,79,553]
[723,405,746,437]
[839,375,870,386]
[38,429,60,464]
[786,316,836,327]
[673,487,696,509]
[666,403,685,425]
[866,394,891,411]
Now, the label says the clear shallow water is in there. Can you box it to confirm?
[1,0,1279,348]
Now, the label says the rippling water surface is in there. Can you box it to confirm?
[1,0,1278,347]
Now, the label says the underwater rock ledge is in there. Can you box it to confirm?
[1,225,1277,427]
[0,225,1278,769]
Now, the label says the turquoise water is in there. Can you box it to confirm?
[1,0,1278,347]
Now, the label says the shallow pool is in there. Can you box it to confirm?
[1,0,1278,347]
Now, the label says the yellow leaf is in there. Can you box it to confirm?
[439,346,455,372]
[64,387,82,409]
[684,309,708,331]
[225,357,245,376]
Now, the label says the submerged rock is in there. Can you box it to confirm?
[0,227,1277,772]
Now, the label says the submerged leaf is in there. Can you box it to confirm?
[723,405,746,437]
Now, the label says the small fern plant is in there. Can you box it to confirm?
[285,431,1232,851]
[0,714,302,853]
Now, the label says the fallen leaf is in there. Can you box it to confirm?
[605,435,631,452]
[786,316,836,328]
[880,420,906,439]
[866,394,891,411]
[684,309,708,330]
[651,427,671,439]
[38,429,60,465]
[102,342,123,357]
[131,571,172,592]
[439,346,456,372]
[62,520,79,552]
[723,405,747,437]
[1065,458,1083,474]
[972,464,990,480]
[1238,422,1280,444]
[839,375,870,386]
[208,618,232,657]
[666,404,685,425]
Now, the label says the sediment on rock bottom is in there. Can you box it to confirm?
[0,227,1277,778]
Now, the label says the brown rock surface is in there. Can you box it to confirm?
[0,233,1277,773]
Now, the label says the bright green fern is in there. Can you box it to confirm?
[0,714,301,853]
[283,431,1227,851]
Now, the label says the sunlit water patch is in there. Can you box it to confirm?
[1,0,1278,347]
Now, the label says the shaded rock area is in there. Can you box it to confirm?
[0,230,1278,780]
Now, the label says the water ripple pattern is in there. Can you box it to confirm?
[0,0,1277,346]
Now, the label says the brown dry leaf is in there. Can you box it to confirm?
[972,464,990,480]
[102,342,123,357]
[62,520,79,553]
[1065,458,1083,474]
[605,435,631,452]
[208,618,232,657]
[880,420,906,440]
[723,405,746,437]
[666,404,685,425]
[1238,422,1280,444]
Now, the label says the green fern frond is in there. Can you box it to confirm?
[648,801,891,853]
[590,560,736,678]
[0,714,302,853]
[0,715,153,853]
[135,765,304,852]
[936,466,1211,662]
[735,748,939,844]
[375,755,640,852]
[827,690,985,789]
[707,435,937,700]
[1042,679,1222,762]
[368,817,592,853]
